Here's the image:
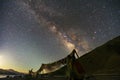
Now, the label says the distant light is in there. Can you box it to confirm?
[0,55,4,66]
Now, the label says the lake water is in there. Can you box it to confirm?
[0,75,15,78]
[0,75,6,78]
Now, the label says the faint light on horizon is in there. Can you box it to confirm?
[0,51,14,69]
[0,54,8,69]
[0,55,3,66]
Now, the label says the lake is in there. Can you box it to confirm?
[0,75,16,78]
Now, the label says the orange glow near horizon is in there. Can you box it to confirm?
[0,64,29,73]
[0,53,28,73]
[0,55,3,66]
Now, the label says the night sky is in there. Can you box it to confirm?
[0,0,120,72]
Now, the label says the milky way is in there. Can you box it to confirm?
[22,0,120,55]
[0,0,120,72]
[22,0,90,55]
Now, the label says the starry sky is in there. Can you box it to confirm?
[0,0,120,73]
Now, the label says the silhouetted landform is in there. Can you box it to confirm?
[78,36,120,74]
[41,36,120,79]
[0,69,23,75]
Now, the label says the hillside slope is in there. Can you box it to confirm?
[78,36,120,74]
[47,36,120,76]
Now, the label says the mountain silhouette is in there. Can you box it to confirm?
[44,36,120,76]
[0,69,23,75]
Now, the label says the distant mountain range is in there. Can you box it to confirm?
[0,69,24,75]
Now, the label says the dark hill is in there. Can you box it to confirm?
[47,36,120,76]
[78,36,120,74]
